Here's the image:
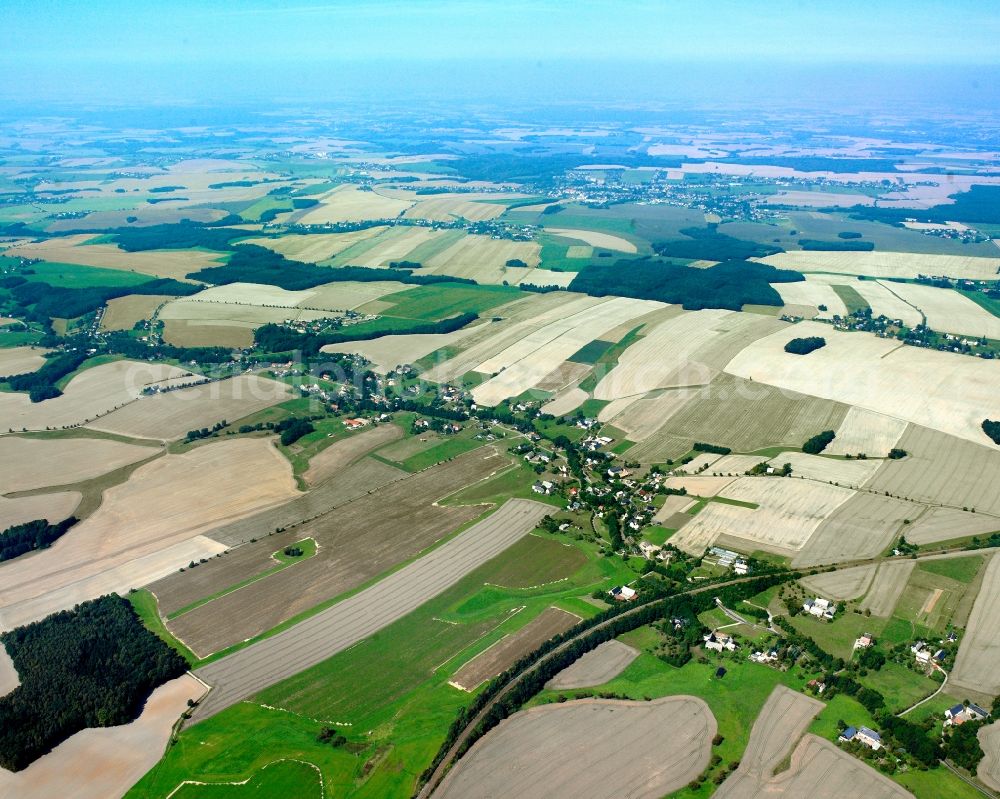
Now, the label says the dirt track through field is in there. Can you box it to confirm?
[191,498,551,722]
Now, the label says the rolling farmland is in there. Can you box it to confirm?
[191,498,551,721]
[544,640,639,690]
[951,554,1000,699]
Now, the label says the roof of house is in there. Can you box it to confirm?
[841,726,857,739]
[949,704,966,717]
[858,727,881,742]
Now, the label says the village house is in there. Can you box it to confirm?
[911,642,932,665]
[609,585,637,602]
[638,540,662,559]
[854,633,874,650]
[803,597,835,620]
[945,703,989,726]
[703,631,738,652]
[840,726,882,751]
[344,417,368,429]
[749,648,778,665]
[531,480,555,495]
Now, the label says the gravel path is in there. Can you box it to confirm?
[192,498,551,722]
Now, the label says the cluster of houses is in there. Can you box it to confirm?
[911,640,947,668]
[707,547,749,576]
[703,630,738,652]
[802,596,836,620]
[944,702,989,726]
[839,726,882,751]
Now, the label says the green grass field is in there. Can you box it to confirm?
[167,759,324,798]
[375,283,519,321]
[10,258,154,288]
[831,283,871,314]
[918,555,984,583]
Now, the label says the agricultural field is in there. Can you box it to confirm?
[190,498,552,719]
[321,324,488,372]
[402,194,508,222]
[188,279,409,310]
[86,375,293,440]
[241,229,387,262]
[292,184,414,224]
[805,274,923,326]
[544,227,638,252]
[418,233,543,285]
[951,554,1000,699]
[864,424,1000,516]
[158,299,334,347]
[0,491,81,530]
[0,346,45,375]
[0,360,193,432]
[435,697,715,799]
[903,506,1000,545]
[757,250,1000,280]
[100,294,171,331]
[301,424,402,485]
[0,674,204,799]
[544,640,639,690]
[0,435,158,492]
[723,321,1000,446]
[7,234,227,281]
[0,437,297,631]
[882,280,1000,338]
[826,406,909,457]
[161,448,513,656]
[800,564,877,600]
[771,276,848,318]
[793,492,915,567]
[978,723,1000,792]
[860,560,917,617]
[766,451,881,487]
[669,476,854,556]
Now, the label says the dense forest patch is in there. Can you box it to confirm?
[0,518,78,562]
[568,257,803,311]
[652,225,783,261]
[784,336,827,355]
[0,595,187,771]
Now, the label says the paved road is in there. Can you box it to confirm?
[192,498,552,722]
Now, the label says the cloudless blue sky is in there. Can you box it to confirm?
[2,0,998,106]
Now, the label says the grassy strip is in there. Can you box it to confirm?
[830,283,871,314]
[128,589,200,668]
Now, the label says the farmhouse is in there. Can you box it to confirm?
[911,642,933,665]
[854,633,874,650]
[344,417,369,429]
[749,648,778,664]
[609,585,637,602]
[638,540,662,559]
[803,597,835,620]
[945,703,989,726]
[704,631,738,652]
[531,480,555,495]
[839,726,882,751]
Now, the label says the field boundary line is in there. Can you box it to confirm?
[164,757,325,799]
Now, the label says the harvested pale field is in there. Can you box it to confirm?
[342,226,448,267]
[880,281,1000,339]
[772,278,847,318]
[724,321,1000,446]
[860,560,916,616]
[535,361,591,392]
[436,696,715,799]
[192,498,552,720]
[164,448,513,656]
[670,477,854,556]
[768,452,880,487]
[0,436,157,492]
[865,425,1000,516]
[756,250,1000,280]
[0,360,192,432]
[86,375,292,440]
[451,607,580,691]
[473,298,665,406]
[904,506,1000,545]
[0,492,81,530]
[544,228,638,253]
[100,294,170,331]
[678,452,722,473]
[717,686,823,795]
[423,293,596,384]
[183,279,409,311]
[293,184,414,224]
[663,475,736,497]
[45,206,228,232]
[159,297,333,326]
[717,734,911,799]
[321,323,488,373]
[826,406,908,457]
[0,438,297,631]
[0,645,16,696]
[628,375,848,464]
[709,454,769,475]
[793,492,915,567]
[978,723,1000,792]
[951,554,1000,698]
[420,234,542,285]
[605,389,698,442]
[240,228,386,262]
[544,640,639,690]
[595,310,785,400]
[541,387,588,416]
[807,274,922,326]
[404,196,505,222]
[0,346,45,375]
[0,674,204,799]
[654,494,696,522]
[799,564,877,601]
[302,424,403,485]
[8,234,226,281]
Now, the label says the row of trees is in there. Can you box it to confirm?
[0,518,78,562]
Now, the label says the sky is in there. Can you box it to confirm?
[2,0,998,107]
